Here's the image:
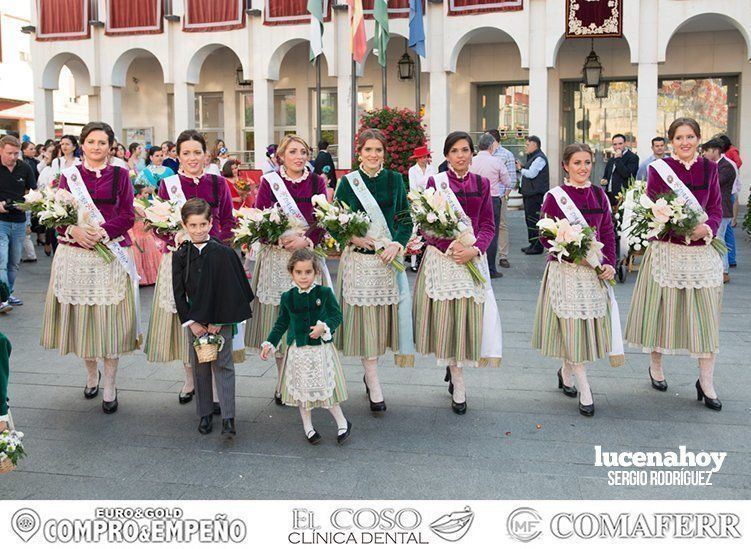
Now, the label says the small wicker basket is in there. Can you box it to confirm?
[0,411,18,474]
[193,334,225,364]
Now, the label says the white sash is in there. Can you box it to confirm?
[63,166,142,338]
[433,172,503,364]
[549,185,624,363]
[163,174,187,207]
[344,170,415,362]
[651,159,708,221]
[264,172,309,229]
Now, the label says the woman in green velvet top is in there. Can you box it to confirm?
[333,129,414,414]
[261,249,350,445]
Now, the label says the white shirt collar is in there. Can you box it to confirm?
[670,152,700,171]
[295,283,317,294]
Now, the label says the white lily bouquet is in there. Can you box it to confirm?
[0,427,26,474]
[407,187,486,285]
[140,195,185,250]
[615,179,651,253]
[536,217,615,286]
[311,194,405,272]
[631,192,727,254]
[232,205,306,248]
[20,188,115,264]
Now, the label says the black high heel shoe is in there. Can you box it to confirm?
[451,400,467,415]
[578,390,594,417]
[274,392,283,406]
[695,380,722,411]
[557,368,577,398]
[363,376,386,412]
[178,389,195,404]
[84,371,101,400]
[649,368,668,392]
[444,366,454,395]
[102,389,118,414]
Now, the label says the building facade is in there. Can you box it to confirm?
[28,0,751,186]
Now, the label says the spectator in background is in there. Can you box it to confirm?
[601,133,639,206]
[127,142,145,174]
[470,133,510,278]
[222,159,254,209]
[702,139,735,283]
[21,141,39,173]
[636,136,667,180]
[0,135,37,313]
[487,129,517,268]
[162,141,179,173]
[38,135,79,189]
[516,135,549,255]
[260,144,279,174]
[20,141,40,261]
[717,135,740,268]
[313,139,337,188]
[109,142,129,170]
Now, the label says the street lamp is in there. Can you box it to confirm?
[595,80,609,99]
[398,50,415,81]
[236,66,252,87]
[582,39,603,88]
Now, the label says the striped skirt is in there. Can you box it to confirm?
[334,251,399,359]
[40,245,139,359]
[625,245,722,358]
[412,255,483,365]
[532,262,612,364]
[144,255,190,364]
[280,343,348,409]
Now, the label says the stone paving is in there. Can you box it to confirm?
[1,210,749,500]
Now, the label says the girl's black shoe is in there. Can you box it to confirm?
[649,368,668,392]
[274,392,283,406]
[696,380,722,411]
[557,368,577,398]
[84,371,101,400]
[306,429,322,445]
[178,389,195,404]
[578,392,594,417]
[337,421,352,444]
[451,400,467,415]
[102,390,118,414]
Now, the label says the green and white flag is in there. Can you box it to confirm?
[374,0,389,67]
[308,0,324,62]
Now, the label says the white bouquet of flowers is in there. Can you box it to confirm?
[615,179,650,253]
[0,427,26,473]
[233,205,307,248]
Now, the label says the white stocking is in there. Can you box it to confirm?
[650,351,665,381]
[362,358,383,402]
[698,356,717,399]
[84,360,98,387]
[102,358,118,402]
[328,405,348,432]
[182,362,194,393]
[570,362,592,405]
[299,407,315,437]
[449,364,466,403]
[275,356,284,395]
[561,360,575,387]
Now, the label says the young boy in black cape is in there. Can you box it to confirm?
[172,198,253,439]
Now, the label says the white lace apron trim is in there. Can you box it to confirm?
[53,244,128,306]
[341,246,399,306]
[285,343,337,404]
[255,245,324,305]
[548,261,608,319]
[421,245,485,303]
[649,241,723,289]
[156,252,177,313]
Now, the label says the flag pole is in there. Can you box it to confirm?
[382,64,388,107]
[415,54,421,114]
[315,55,322,146]
[351,58,357,165]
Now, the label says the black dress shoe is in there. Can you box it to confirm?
[178,389,195,404]
[521,246,532,253]
[696,380,722,411]
[444,366,454,395]
[649,368,668,392]
[363,376,387,412]
[274,392,284,406]
[557,368,577,398]
[524,247,544,255]
[84,371,101,400]
[306,429,322,445]
[212,402,221,415]
[198,415,213,434]
[221,418,236,439]
[102,390,118,414]
[489,271,503,279]
[451,400,467,415]
[578,392,595,417]
[499,259,511,269]
[337,420,352,445]
[409,265,419,273]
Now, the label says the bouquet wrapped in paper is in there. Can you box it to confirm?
[630,191,727,253]
[315,231,341,257]
[407,187,485,284]
[536,217,615,286]
[311,194,404,272]
[19,188,115,264]
[234,178,252,193]
[232,205,307,248]
[141,195,185,251]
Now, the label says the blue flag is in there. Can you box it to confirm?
[408,0,426,58]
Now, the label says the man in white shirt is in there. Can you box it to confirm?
[488,129,517,268]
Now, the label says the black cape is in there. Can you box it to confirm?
[172,238,253,325]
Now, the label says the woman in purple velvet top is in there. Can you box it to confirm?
[413,132,501,415]
[144,130,236,408]
[244,135,330,405]
[41,122,138,414]
[532,143,617,417]
[626,118,724,411]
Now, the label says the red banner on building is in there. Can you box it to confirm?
[264,0,332,26]
[448,0,523,17]
[362,0,419,20]
[184,0,246,32]
[566,0,623,38]
[105,0,163,36]
[36,0,90,41]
